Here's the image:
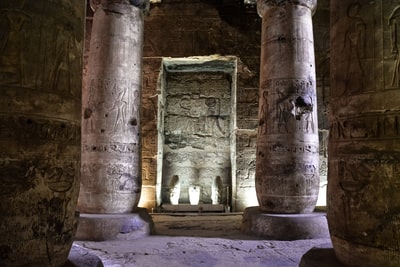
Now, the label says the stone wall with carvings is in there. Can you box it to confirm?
[84,0,331,211]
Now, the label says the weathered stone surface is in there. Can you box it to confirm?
[79,0,145,213]
[0,1,84,266]
[328,1,400,266]
[255,0,320,213]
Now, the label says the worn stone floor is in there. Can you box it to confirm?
[72,213,333,267]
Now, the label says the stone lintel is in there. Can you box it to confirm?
[75,208,154,241]
[241,206,329,240]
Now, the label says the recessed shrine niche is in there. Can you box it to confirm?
[156,56,237,210]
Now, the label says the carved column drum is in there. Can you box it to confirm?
[328,1,400,266]
[0,1,84,266]
[78,0,144,213]
[256,0,320,213]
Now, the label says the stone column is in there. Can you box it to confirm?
[255,0,320,213]
[78,0,147,214]
[328,2,400,266]
[0,1,84,266]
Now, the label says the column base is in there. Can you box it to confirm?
[75,208,154,241]
[299,245,346,267]
[241,206,329,240]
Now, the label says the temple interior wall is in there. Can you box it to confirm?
[83,0,330,211]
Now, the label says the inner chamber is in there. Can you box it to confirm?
[157,57,237,209]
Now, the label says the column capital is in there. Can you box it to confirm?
[257,0,317,17]
[90,0,150,12]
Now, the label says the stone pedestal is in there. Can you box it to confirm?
[255,0,320,214]
[0,1,84,266]
[241,206,329,240]
[75,208,153,241]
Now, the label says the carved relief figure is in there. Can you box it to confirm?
[276,88,295,134]
[294,95,314,133]
[259,90,269,135]
[83,79,97,133]
[338,159,372,233]
[50,22,77,94]
[108,85,128,133]
[201,98,226,137]
[342,2,366,94]
[389,4,400,87]
[107,164,138,192]
[0,9,30,85]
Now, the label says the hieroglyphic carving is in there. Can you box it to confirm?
[237,157,256,188]
[342,3,366,94]
[0,9,30,86]
[164,94,230,149]
[83,78,139,135]
[106,164,141,193]
[389,4,400,87]
[330,113,400,141]
[0,4,83,96]
[82,142,138,154]
[329,2,400,265]
[163,151,230,167]
[142,133,157,157]
[332,1,400,92]
[141,158,156,186]
[0,115,80,144]
[268,143,319,154]
[258,78,317,136]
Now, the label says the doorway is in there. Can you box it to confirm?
[156,56,237,211]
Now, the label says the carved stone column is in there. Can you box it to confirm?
[255,0,320,213]
[0,1,84,266]
[78,0,146,214]
[328,2,400,266]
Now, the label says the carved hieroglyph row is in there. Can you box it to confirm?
[0,115,80,144]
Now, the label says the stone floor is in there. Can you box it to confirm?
[72,212,335,267]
